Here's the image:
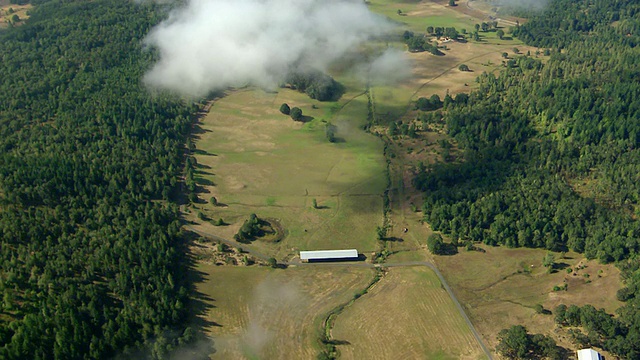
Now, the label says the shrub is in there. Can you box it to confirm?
[279,103,290,115]
[290,107,303,121]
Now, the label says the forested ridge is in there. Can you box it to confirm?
[414,0,640,357]
[0,0,197,358]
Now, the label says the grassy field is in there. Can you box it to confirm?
[189,84,386,258]
[193,264,374,359]
[0,2,31,27]
[435,247,623,353]
[368,0,477,33]
[332,266,487,360]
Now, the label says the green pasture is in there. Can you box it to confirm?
[367,0,477,33]
[192,83,386,257]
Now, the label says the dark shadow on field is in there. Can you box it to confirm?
[192,124,212,135]
[196,177,215,186]
[194,149,216,156]
[295,115,315,123]
[324,339,351,345]
[306,254,368,263]
[384,236,404,242]
[195,163,212,169]
[170,230,221,356]
[552,262,571,272]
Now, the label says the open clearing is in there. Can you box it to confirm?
[332,266,487,360]
[435,247,623,353]
[188,86,386,259]
[194,265,374,359]
[0,1,31,27]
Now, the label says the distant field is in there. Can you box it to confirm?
[332,266,487,360]
[365,0,537,124]
[194,264,374,359]
[0,2,31,27]
[368,0,476,33]
[435,247,623,352]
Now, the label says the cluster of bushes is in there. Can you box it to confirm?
[496,325,561,360]
[402,31,443,54]
[234,213,265,242]
[426,233,457,255]
[415,94,443,111]
[284,70,344,101]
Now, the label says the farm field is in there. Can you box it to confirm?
[188,86,386,259]
[185,1,563,359]
[435,247,623,354]
[193,264,374,359]
[332,266,487,360]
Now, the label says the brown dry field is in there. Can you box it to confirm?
[332,266,487,360]
[435,246,623,356]
[195,265,374,360]
[0,2,31,27]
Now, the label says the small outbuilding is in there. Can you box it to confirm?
[300,249,358,262]
[577,348,602,360]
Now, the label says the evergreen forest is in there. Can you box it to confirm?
[0,0,197,358]
[414,0,640,357]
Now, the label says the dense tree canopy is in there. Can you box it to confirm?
[0,0,197,358]
[413,0,640,357]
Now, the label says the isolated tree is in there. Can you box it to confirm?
[388,121,398,136]
[496,29,505,39]
[496,325,531,359]
[325,123,337,142]
[312,198,318,209]
[481,22,489,32]
[448,0,456,6]
[502,52,509,59]
[279,103,290,115]
[542,252,556,272]
[209,196,218,206]
[427,234,444,254]
[458,64,470,71]
[474,23,480,32]
[290,107,303,121]
[426,26,434,34]
[513,47,520,54]
[267,257,278,268]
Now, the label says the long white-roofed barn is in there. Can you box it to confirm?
[577,349,602,360]
[300,249,358,262]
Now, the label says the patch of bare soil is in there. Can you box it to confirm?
[191,237,264,266]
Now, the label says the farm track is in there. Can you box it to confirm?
[185,225,494,360]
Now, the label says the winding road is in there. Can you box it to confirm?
[186,225,494,360]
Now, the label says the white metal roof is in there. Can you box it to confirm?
[577,349,601,360]
[300,249,358,260]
